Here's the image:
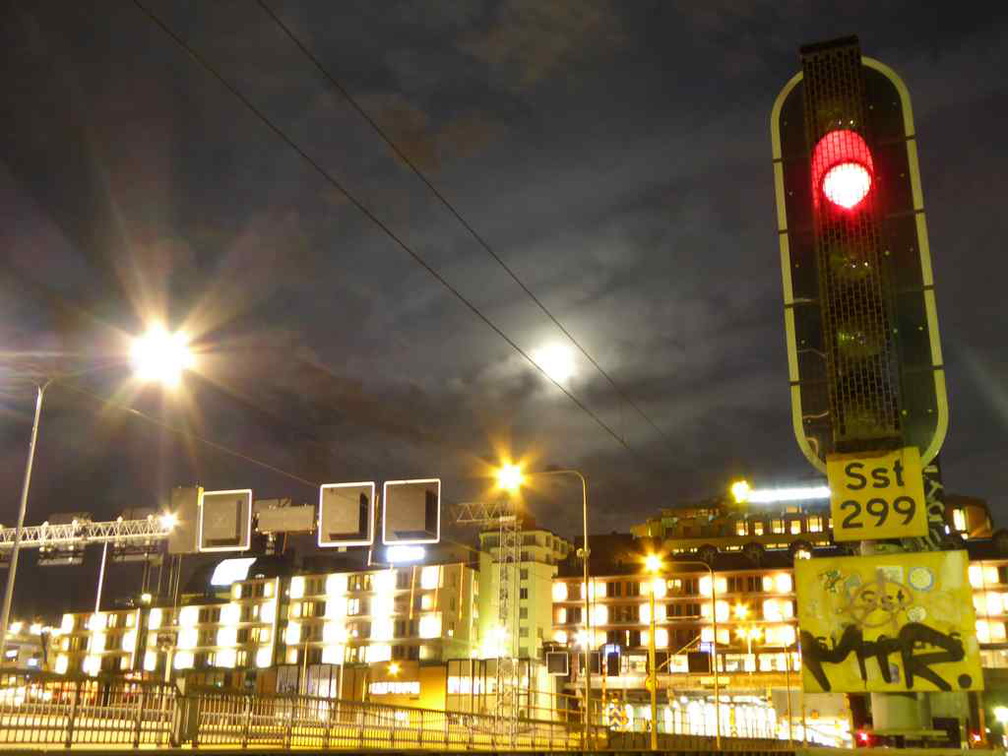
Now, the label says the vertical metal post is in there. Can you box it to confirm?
[94,542,110,615]
[0,383,46,664]
[709,563,721,749]
[785,643,794,743]
[649,580,657,750]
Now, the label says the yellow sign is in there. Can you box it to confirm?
[826,447,927,541]
[795,550,981,693]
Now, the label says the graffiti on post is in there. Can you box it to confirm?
[795,550,982,693]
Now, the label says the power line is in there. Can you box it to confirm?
[255,0,672,448]
[61,382,320,489]
[130,0,666,478]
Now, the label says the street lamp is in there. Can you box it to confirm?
[494,462,592,744]
[0,325,194,662]
[644,553,662,751]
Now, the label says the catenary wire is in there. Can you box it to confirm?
[255,0,672,447]
[61,382,320,489]
[130,0,666,478]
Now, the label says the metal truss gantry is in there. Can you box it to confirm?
[453,500,521,725]
[0,517,172,550]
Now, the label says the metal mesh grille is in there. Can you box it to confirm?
[801,40,901,449]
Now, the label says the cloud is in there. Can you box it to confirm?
[461,0,625,90]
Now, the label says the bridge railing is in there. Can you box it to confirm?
[0,671,176,748]
[188,687,604,751]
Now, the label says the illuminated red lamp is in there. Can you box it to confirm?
[811,129,874,211]
[856,730,872,746]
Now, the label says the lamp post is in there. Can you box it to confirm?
[644,554,661,750]
[495,464,592,744]
[0,325,194,663]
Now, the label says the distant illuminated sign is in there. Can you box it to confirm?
[386,545,426,563]
[368,680,420,696]
[210,557,257,587]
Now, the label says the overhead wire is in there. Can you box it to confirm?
[60,381,320,489]
[130,0,667,479]
[254,0,672,447]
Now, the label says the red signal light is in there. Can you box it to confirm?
[856,730,871,745]
[811,129,874,211]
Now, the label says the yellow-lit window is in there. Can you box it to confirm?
[421,567,440,590]
[969,565,984,589]
[808,516,822,533]
[753,521,764,536]
[953,508,966,532]
[736,521,748,536]
[775,573,793,593]
[556,607,567,624]
[771,520,784,534]
[789,520,802,534]
[552,582,568,602]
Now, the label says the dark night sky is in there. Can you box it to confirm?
[1,1,1006,616]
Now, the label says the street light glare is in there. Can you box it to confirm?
[496,463,524,493]
[644,554,662,574]
[131,325,195,387]
[159,512,179,531]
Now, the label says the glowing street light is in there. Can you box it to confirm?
[130,325,195,388]
[494,459,592,743]
[0,323,194,664]
[644,553,662,750]
[644,553,662,574]
[496,463,524,493]
[387,662,400,677]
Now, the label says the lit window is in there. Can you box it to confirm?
[771,520,784,534]
[148,608,162,630]
[753,522,765,536]
[593,605,608,625]
[789,520,802,535]
[953,509,966,532]
[808,516,822,533]
[736,521,748,536]
[556,607,567,624]
[290,576,305,600]
[987,593,1004,617]
[774,574,793,593]
[421,567,440,590]
[986,566,1000,585]
[326,573,348,597]
[993,623,1008,643]
[762,576,773,592]
[122,630,137,653]
[419,614,442,639]
[553,629,568,644]
[178,606,199,628]
[55,654,69,675]
[552,582,568,602]
[286,621,301,645]
[178,627,197,650]
[261,600,276,624]
[173,651,194,670]
[216,648,237,668]
[977,620,991,644]
[969,565,984,589]
[256,647,272,668]
[143,651,157,672]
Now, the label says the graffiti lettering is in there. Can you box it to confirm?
[801,622,966,692]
